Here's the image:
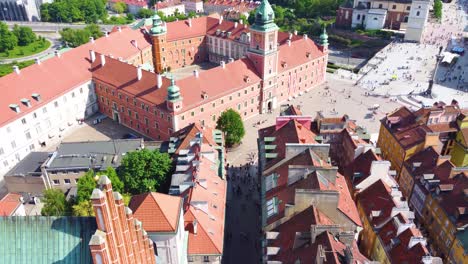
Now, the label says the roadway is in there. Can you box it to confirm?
[4,21,116,33]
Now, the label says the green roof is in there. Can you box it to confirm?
[0,216,97,264]
[251,0,278,32]
[319,27,329,46]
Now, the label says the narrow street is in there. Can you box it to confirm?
[223,162,262,264]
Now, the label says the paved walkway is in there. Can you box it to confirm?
[354,0,468,107]
[223,163,261,264]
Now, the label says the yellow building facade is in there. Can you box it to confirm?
[449,232,468,264]
[422,194,458,258]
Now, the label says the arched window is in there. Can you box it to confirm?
[357,14,361,20]
[416,11,420,16]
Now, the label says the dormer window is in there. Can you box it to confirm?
[21,98,31,107]
[244,76,250,83]
[32,93,41,101]
[201,91,209,100]
[9,104,20,113]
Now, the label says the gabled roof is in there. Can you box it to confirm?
[346,149,380,186]
[269,206,368,263]
[183,154,226,255]
[0,193,22,216]
[129,192,182,233]
[170,123,219,155]
[357,179,394,227]
[0,216,96,263]
[403,147,439,176]
[0,27,150,127]
[277,37,325,73]
[91,52,262,112]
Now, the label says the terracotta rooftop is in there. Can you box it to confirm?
[0,193,22,216]
[403,147,439,177]
[128,192,182,233]
[0,27,150,127]
[91,52,262,112]
[155,0,183,9]
[183,154,226,255]
[170,123,219,155]
[346,149,380,186]
[357,179,395,227]
[269,206,368,263]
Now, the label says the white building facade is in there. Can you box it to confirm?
[0,79,98,190]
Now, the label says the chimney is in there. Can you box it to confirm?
[104,31,109,37]
[294,30,298,35]
[157,74,163,89]
[220,61,226,69]
[338,231,354,247]
[89,37,95,43]
[288,32,292,39]
[193,69,199,78]
[219,16,223,25]
[193,219,198,235]
[117,26,122,32]
[234,22,238,28]
[316,245,327,264]
[303,34,308,40]
[54,50,61,58]
[12,65,20,75]
[100,54,106,66]
[90,50,96,62]
[287,40,291,47]
[137,65,143,81]
[35,57,41,65]
[188,18,192,27]
[228,57,234,63]
[239,19,243,25]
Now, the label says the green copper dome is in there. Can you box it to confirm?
[319,27,328,46]
[150,14,166,35]
[251,0,278,32]
[167,77,181,102]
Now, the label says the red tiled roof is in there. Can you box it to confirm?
[277,37,324,73]
[155,0,183,9]
[183,154,226,255]
[357,179,394,227]
[403,147,439,176]
[270,206,368,264]
[91,53,262,112]
[346,149,380,186]
[170,123,219,154]
[0,193,22,216]
[128,192,182,232]
[0,27,150,127]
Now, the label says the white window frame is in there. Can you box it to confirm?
[266,197,278,218]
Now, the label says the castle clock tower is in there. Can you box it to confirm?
[247,0,279,114]
[150,14,167,74]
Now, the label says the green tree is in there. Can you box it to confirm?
[113,2,127,14]
[76,170,97,203]
[84,24,104,39]
[99,167,124,193]
[41,188,70,216]
[72,200,95,216]
[247,10,256,25]
[434,0,442,19]
[12,25,36,46]
[216,109,245,147]
[119,149,172,194]
[0,22,18,52]
[137,8,155,18]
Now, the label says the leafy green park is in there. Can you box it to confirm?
[0,22,50,59]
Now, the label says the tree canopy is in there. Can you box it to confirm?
[434,0,442,20]
[76,167,124,203]
[59,24,104,47]
[0,22,18,52]
[112,2,127,14]
[72,200,95,216]
[216,109,245,147]
[41,188,70,216]
[119,149,172,194]
[137,8,156,18]
[40,0,107,23]
[12,25,36,46]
